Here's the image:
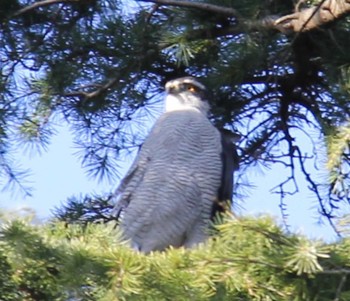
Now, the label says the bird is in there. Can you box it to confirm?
[113,77,238,253]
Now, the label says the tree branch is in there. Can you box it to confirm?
[334,274,347,301]
[139,0,242,19]
[64,77,119,100]
[322,269,350,274]
[140,0,350,34]
[275,0,350,33]
[12,0,79,17]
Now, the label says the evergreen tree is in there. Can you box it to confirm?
[1,210,350,300]
[1,0,350,224]
[1,1,350,298]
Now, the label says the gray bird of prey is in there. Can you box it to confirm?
[113,77,238,253]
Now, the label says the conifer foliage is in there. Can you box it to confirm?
[1,211,350,301]
[1,0,350,219]
[2,1,350,299]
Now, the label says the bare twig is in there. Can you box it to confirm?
[294,146,341,236]
[64,77,120,100]
[279,198,291,232]
[145,4,160,23]
[334,274,347,301]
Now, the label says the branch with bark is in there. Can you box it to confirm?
[10,0,350,34]
[275,0,350,33]
[140,0,350,33]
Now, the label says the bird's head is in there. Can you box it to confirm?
[164,77,210,115]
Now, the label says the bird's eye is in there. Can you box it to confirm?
[187,85,197,93]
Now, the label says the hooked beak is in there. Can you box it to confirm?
[165,82,177,94]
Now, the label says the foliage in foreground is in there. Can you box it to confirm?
[1,212,350,301]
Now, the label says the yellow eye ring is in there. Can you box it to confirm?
[187,85,197,92]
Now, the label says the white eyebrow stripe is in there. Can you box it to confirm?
[165,78,206,92]
[182,78,206,90]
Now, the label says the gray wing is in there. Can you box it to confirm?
[211,129,240,218]
[113,110,223,252]
[111,148,148,221]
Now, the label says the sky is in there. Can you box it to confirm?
[0,0,338,240]
[0,120,339,242]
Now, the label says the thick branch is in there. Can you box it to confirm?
[141,0,350,35]
[275,0,350,33]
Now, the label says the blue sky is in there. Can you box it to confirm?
[0,0,339,242]
[0,121,338,242]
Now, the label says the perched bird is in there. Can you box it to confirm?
[113,77,238,253]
